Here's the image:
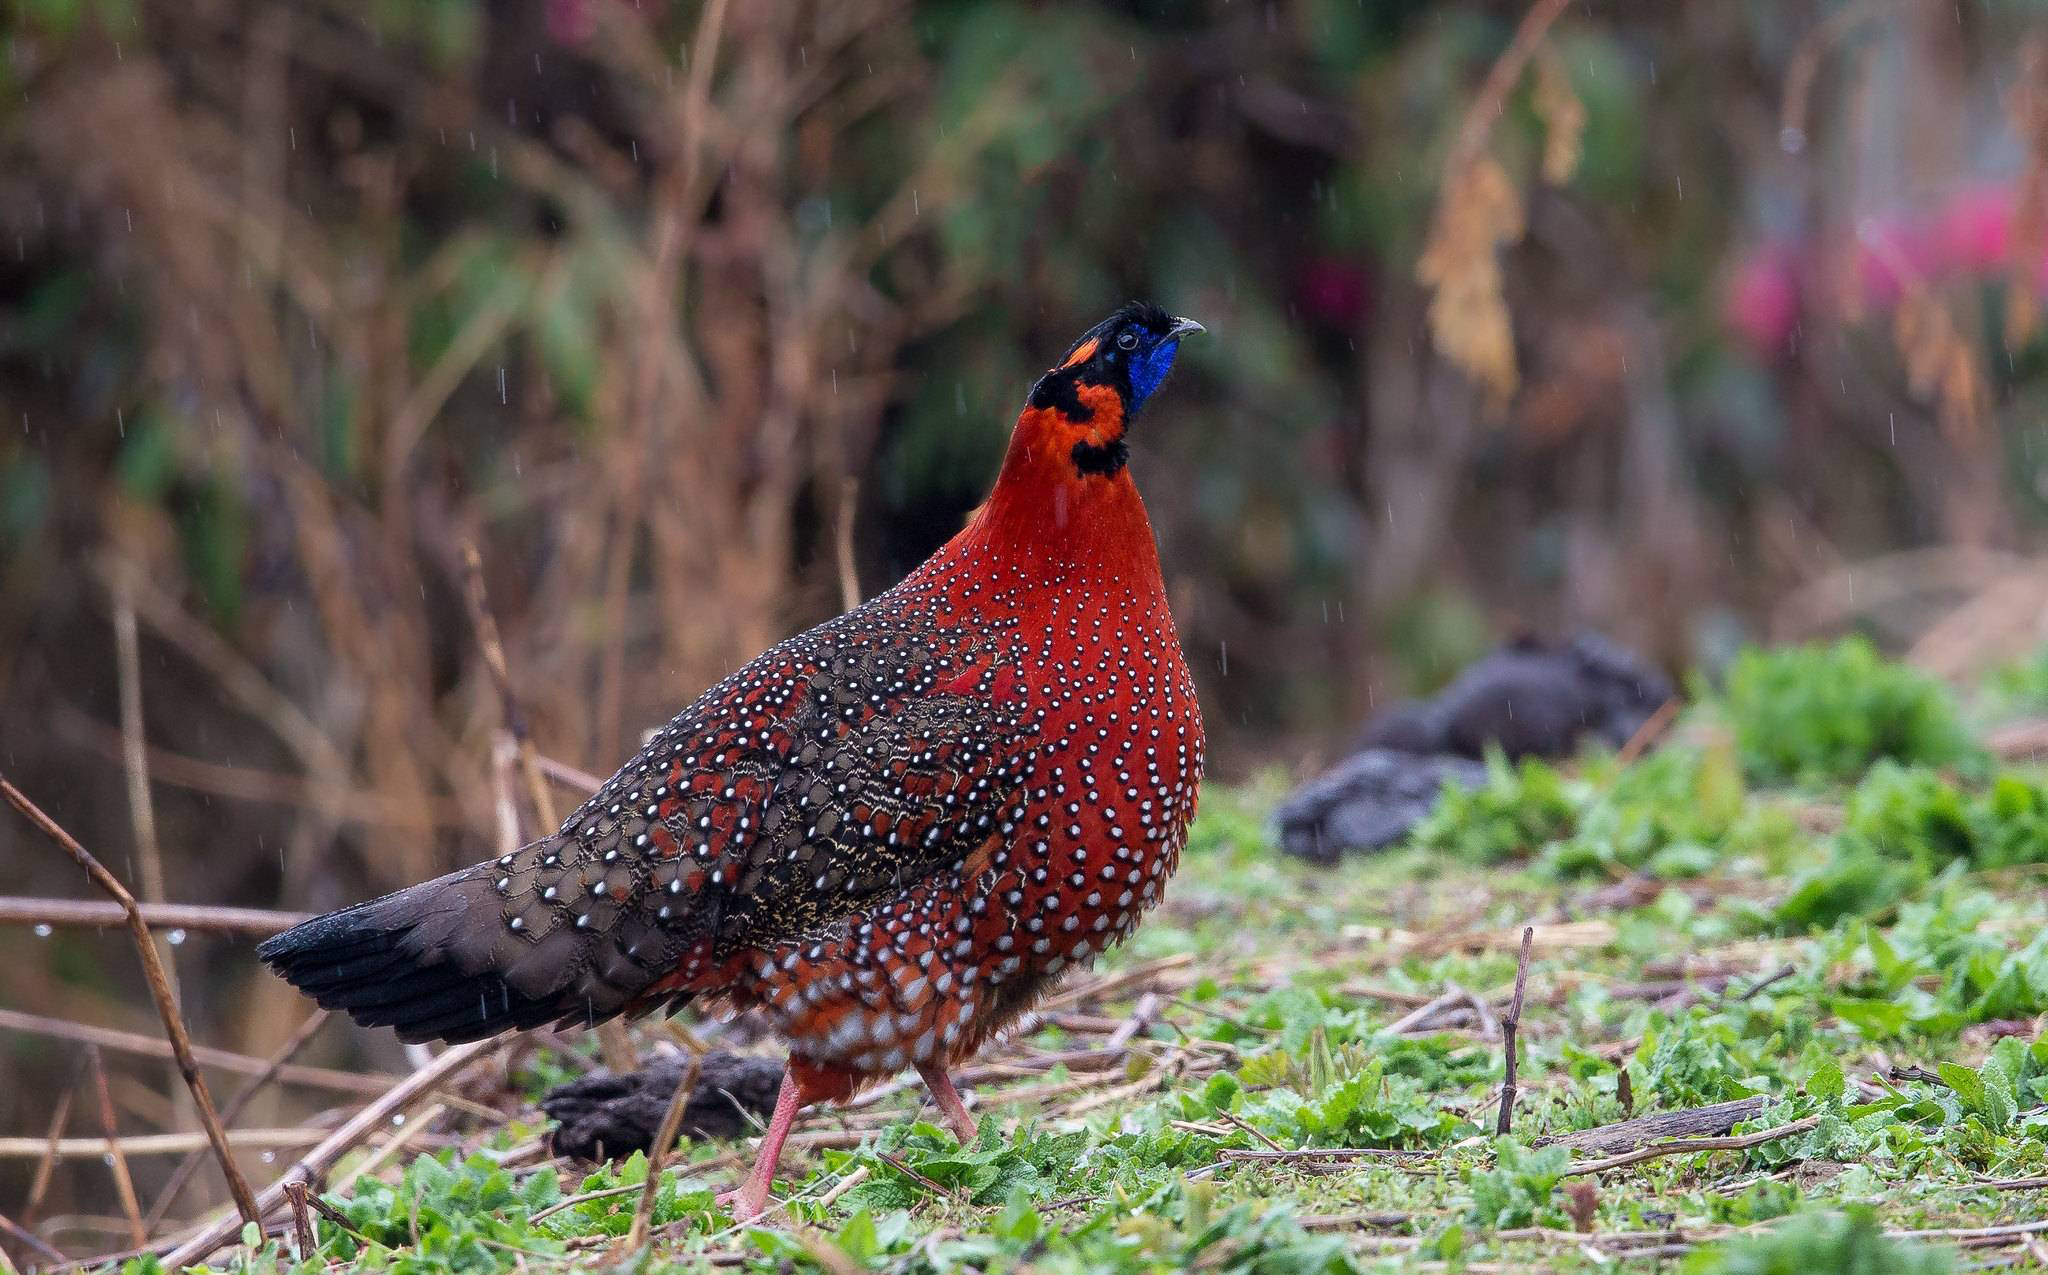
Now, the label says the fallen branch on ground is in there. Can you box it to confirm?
[1561,1114,1823,1178]
[1542,1096,1770,1153]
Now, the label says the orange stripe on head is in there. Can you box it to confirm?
[1060,337,1100,368]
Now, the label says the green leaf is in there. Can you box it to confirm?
[1808,1058,1845,1103]
[1937,1062,1985,1114]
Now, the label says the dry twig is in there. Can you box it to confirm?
[625,1050,703,1251]
[282,1182,314,1262]
[1,778,261,1228]
[22,1090,71,1227]
[110,568,182,1101]
[1497,925,1534,1136]
[460,541,636,1076]
[87,1047,148,1248]
[0,897,309,934]
[162,1038,492,1267]
[0,1211,64,1269]
[145,1010,335,1229]
[0,1129,372,1159]
[1561,1115,1822,1178]
[0,1007,391,1095]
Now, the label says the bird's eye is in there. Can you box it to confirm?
[1115,330,1139,350]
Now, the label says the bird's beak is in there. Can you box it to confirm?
[1165,316,1206,341]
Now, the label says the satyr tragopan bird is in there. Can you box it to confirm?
[261,303,1207,1220]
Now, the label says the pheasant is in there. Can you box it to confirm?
[260,303,1207,1220]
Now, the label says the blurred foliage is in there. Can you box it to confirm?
[1680,1209,1951,1275]
[1716,640,1982,786]
[1411,749,1584,864]
[1775,760,2048,930]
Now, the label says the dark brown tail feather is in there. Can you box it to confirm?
[258,862,687,1044]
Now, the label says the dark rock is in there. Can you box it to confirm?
[1352,699,1444,754]
[1275,749,1488,864]
[1356,632,1674,761]
[1283,632,1674,863]
[542,1050,784,1160]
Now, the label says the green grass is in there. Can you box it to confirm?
[117,648,2048,1275]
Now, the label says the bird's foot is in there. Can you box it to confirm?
[940,1106,978,1146]
[715,1183,772,1224]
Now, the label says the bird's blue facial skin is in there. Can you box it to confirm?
[1128,338,1181,413]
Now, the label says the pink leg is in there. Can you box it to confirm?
[716,1067,804,1222]
[916,1061,979,1144]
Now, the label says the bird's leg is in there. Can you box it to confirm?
[915,1061,979,1144]
[716,1067,804,1222]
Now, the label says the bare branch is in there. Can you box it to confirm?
[0,897,310,935]
[0,778,261,1226]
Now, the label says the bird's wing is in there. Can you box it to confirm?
[261,611,1033,1042]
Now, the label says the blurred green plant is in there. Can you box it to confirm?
[1716,640,1982,787]
[1410,749,1583,863]
[1681,1208,1950,1275]
[1464,1139,1572,1230]
[1775,763,2048,931]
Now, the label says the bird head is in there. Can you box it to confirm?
[1022,302,1204,478]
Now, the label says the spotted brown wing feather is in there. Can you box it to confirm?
[260,606,1032,1044]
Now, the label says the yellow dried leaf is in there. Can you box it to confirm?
[1894,290,1987,444]
[2004,37,2048,347]
[1533,46,1585,187]
[1418,155,1525,407]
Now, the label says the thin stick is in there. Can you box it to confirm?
[530,1182,644,1223]
[110,568,175,959]
[1888,1218,2048,1244]
[282,1182,314,1261]
[0,1007,393,1095]
[1216,1108,1287,1152]
[835,476,862,611]
[86,1048,147,1248]
[1384,989,1465,1036]
[1,778,262,1227]
[0,897,311,934]
[816,1165,871,1209]
[458,543,635,1075]
[875,1152,954,1203]
[537,755,604,795]
[162,1038,493,1268]
[1560,1115,1823,1178]
[1104,992,1161,1051]
[0,1212,64,1268]
[1497,926,1534,1137]
[300,1192,372,1246]
[0,1129,349,1159]
[325,1102,448,1196]
[457,543,558,838]
[624,1050,702,1251]
[22,1089,71,1224]
[490,735,522,858]
[146,1010,335,1229]
[1613,697,1680,768]
[1732,964,1797,1002]
[1444,0,1573,173]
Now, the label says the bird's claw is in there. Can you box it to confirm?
[715,1185,771,1224]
